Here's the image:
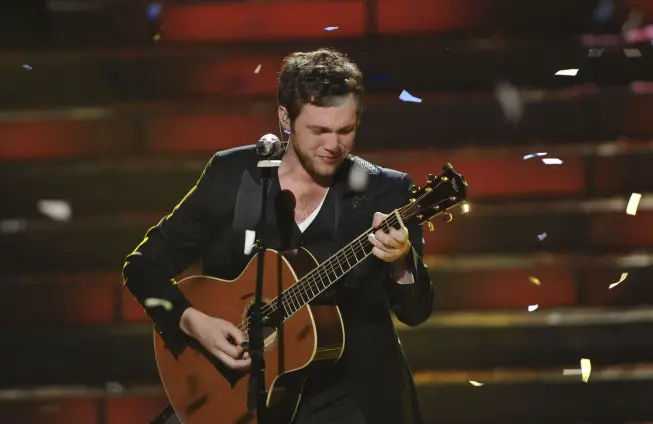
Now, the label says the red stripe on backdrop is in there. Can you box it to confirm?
[161,1,365,42]
[0,274,117,325]
[145,114,277,154]
[434,268,577,310]
[368,151,585,197]
[187,56,283,96]
[590,212,653,248]
[0,399,97,424]
[106,397,169,424]
[376,0,488,35]
[0,121,134,161]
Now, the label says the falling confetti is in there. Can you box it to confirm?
[626,193,642,216]
[542,158,563,165]
[537,232,547,241]
[22,64,32,71]
[324,26,339,31]
[399,90,422,103]
[144,297,173,311]
[349,162,370,191]
[608,272,628,289]
[588,48,605,58]
[146,3,163,20]
[152,33,161,42]
[495,80,523,124]
[580,358,592,383]
[468,381,484,387]
[283,129,291,134]
[523,152,547,160]
[254,64,262,74]
[555,69,579,76]
[37,199,72,222]
[624,48,642,57]
[528,304,539,312]
[529,276,541,286]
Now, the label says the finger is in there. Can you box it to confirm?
[224,323,247,345]
[388,226,409,244]
[374,229,401,248]
[215,350,251,370]
[372,246,394,262]
[372,212,387,229]
[368,233,392,253]
[215,337,242,358]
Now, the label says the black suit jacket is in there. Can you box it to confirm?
[122,145,434,424]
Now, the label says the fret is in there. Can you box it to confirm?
[343,249,352,268]
[327,258,339,280]
[351,243,360,262]
[336,253,346,274]
[358,238,366,257]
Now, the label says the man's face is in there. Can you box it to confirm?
[291,93,358,182]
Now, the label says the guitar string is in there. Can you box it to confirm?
[235,193,454,334]
[235,186,455,333]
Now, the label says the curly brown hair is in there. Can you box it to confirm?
[277,48,365,126]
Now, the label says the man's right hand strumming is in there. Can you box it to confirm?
[180,307,252,371]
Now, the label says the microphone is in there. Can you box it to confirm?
[255,134,282,158]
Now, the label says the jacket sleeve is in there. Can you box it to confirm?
[382,172,434,327]
[121,152,226,355]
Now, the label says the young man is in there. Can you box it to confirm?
[123,48,434,424]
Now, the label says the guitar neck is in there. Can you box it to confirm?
[276,210,401,322]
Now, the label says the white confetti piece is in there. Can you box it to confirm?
[348,162,369,191]
[537,232,547,241]
[529,276,541,286]
[626,192,642,216]
[608,272,628,289]
[399,90,422,103]
[542,158,563,165]
[244,230,256,255]
[0,219,27,234]
[468,381,484,387]
[528,304,539,312]
[624,48,642,57]
[581,358,592,382]
[37,199,72,222]
[495,80,523,123]
[22,64,32,71]
[523,152,547,160]
[324,26,339,31]
[144,298,173,311]
[555,69,579,76]
[254,64,262,74]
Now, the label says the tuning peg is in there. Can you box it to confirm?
[409,184,419,194]
[427,222,434,231]
[427,174,437,183]
[443,211,453,222]
[442,163,454,172]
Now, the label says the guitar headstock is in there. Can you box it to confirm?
[400,163,469,230]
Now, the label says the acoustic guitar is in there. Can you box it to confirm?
[153,164,468,424]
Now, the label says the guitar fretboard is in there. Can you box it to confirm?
[275,213,397,321]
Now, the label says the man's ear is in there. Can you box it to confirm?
[277,106,291,132]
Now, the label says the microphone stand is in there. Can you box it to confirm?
[248,155,281,424]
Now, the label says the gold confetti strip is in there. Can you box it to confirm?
[528,304,539,312]
[626,192,642,216]
[254,64,262,74]
[608,272,628,289]
[528,276,541,286]
[468,381,484,387]
[144,297,173,311]
[580,358,592,383]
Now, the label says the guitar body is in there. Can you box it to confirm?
[153,248,345,424]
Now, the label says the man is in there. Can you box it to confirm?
[122,48,434,424]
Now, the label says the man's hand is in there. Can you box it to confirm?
[368,212,411,263]
[180,308,251,371]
